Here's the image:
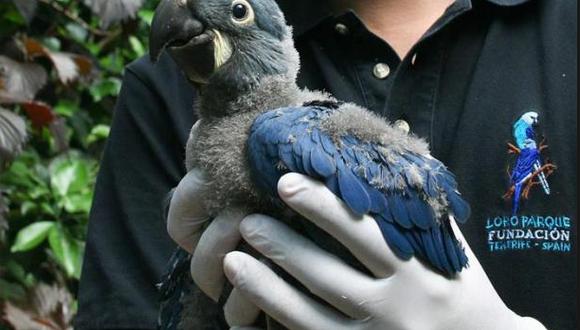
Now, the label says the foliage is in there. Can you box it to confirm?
[0,0,158,328]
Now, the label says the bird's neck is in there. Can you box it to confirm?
[197,74,301,119]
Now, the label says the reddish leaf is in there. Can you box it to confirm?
[2,283,74,330]
[0,55,47,102]
[20,38,93,84]
[2,302,50,330]
[32,283,73,326]
[0,107,28,169]
[48,52,80,84]
[21,38,45,58]
[0,90,28,104]
[83,0,144,28]
[22,101,55,128]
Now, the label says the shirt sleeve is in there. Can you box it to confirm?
[75,55,196,329]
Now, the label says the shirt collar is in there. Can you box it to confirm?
[278,0,533,37]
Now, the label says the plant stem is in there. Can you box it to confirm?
[38,0,110,37]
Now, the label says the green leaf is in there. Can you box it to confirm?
[63,193,93,214]
[1,5,26,26]
[129,36,145,57]
[85,42,101,56]
[6,260,26,280]
[99,53,125,74]
[20,200,37,215]
[0,278,26,301]
[48,224,83,279]
[41,37,61,51]
[50,156,90,197]
[1,161,35,189]
[6,260,36,287]
[89,77,122,102]
[86,124,110,145]
[65,22,88,43]
[40,202,58,218]
[10,221,55,252]
[54,100,78,117]
[137,9,154,26]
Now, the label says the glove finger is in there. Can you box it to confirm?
[185,120,201,171]
[241,214,375,319]
[224,252,353,330]
[167,168,210,253]
[191,208,247,301]
[278,173,402,278]
[224,288,261,327]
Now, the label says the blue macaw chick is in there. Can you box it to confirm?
[150,0,471,277]
[151,4,475,327]
[150,0,471,327]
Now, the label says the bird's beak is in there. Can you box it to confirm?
[149,0,215,85]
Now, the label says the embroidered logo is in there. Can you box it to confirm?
[483,112,571,254]
[503,112,557,215]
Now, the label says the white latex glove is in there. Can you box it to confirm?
[223,173,548,330]
[167,122,261,327]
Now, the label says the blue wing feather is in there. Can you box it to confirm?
[300,141,316,177]
[388,195,413,229]
[337,159,372,215]
[248,105,470,274]
[420,229,444,271]
[377,221,414,260]
[310,149,337,178]
[446,190,471,224]
[406,191,436,230]
[442,223,462,271]
[325,175,340,196]
[320,133,338,154]
[430,228,453,274]
[278,143,297,171]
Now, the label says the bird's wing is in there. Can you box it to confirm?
[248,105,470,274]
[511,149,540,183]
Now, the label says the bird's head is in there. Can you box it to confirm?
[520,111,539,126]
[149,0,299,89]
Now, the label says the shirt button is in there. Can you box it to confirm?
[394,119,411,134]
[334,23,350,35]
[411,53,418,66]
[373,63,391,79]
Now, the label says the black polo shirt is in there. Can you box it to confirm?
[76,0,577,329]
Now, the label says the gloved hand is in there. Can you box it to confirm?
[167,125,262,327]
[222,173,548,330]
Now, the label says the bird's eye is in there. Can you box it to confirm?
[231,0,254,24]
[233,4,247,19]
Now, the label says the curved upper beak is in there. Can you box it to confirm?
[149,0,205,62]
[149,0,216,85]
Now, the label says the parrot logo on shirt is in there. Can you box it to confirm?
[504,112,557,214]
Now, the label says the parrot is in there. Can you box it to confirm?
[510,111,550,214]
[149,0,471,328]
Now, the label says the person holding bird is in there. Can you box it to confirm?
[76,0,577,329]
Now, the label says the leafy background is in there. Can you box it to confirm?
[0,0,158,328]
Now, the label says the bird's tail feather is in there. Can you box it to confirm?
[376,217,468,275]
[513,183,522,215]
